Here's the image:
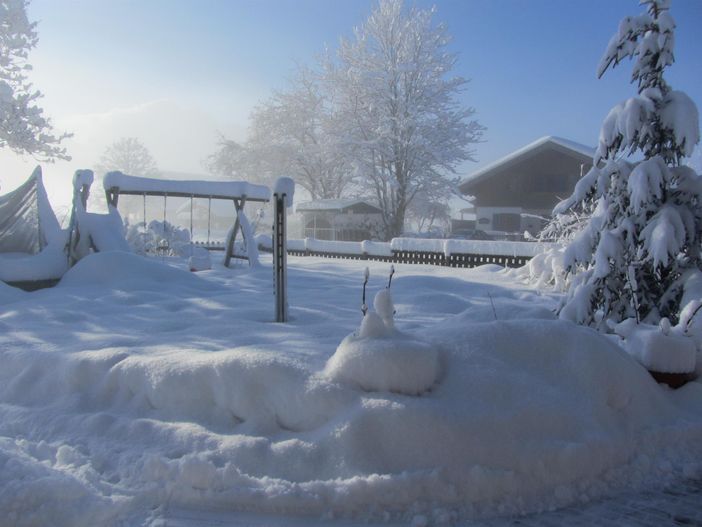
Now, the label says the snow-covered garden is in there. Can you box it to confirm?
[1,253,701,526]
[1,0,702,524]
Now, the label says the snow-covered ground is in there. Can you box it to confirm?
[1,253,701,527]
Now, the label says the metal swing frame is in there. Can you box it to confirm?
[106,186,266,267]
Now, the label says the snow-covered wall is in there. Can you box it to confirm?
[260,235,555,260]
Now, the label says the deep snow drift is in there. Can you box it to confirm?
[0,253,701,527]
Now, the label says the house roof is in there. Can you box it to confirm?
[295,199,381,213]
[459,136,595,193]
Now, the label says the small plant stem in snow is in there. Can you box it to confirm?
[488,292,498,321]
[362,267,369,316]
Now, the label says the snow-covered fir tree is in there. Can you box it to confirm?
[0,0,70,160]
[555,0,700,328]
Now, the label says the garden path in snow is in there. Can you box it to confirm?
[0,253,701,527]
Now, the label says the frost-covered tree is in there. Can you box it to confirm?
[326,0,483,239]
[205,133,248,180]
[247,65,354,199]
[405,177,452,235]
[555,0,701,327]
[0,0,70,160]
[96,137,159,177]
[406,193,451,235]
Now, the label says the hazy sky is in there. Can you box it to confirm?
[1,0,701,209]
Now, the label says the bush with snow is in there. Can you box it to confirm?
[125,219,192,257]
[555,0,701,337]
[509,245,568,291]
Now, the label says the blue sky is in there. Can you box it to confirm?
[2,0,701,207]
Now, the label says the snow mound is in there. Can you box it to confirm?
[0,280,27,303]
[188,246,212,272]
[325,331,440,395]
[58,251,215,291]
[3,257,702,523]
[0,438,124,527]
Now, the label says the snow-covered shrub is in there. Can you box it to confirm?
[124,219,192,257]
[556,0,701,329]
[510,246,568,291]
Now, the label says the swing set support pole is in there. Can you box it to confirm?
[273,189,288,323]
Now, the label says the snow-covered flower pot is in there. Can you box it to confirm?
[324,288,440,396]
[646,370,697,389]
[622,322,698,389]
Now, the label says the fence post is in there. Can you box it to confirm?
[273,177,294,322]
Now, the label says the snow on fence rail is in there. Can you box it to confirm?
[256,235,556,268]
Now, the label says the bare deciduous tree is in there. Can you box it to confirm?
[246,65,354,199]
[326,0,484,239]
[205,133,248,180]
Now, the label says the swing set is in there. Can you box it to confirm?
[103,172,271,267]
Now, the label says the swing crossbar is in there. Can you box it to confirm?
[103,172,270,204]
[109,188,270,202]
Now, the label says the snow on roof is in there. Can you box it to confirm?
[103,172,271,202]
[459,136,596,193]
[295,199,381,213]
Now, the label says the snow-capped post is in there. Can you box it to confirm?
[387,265,395,289]
[273,177,294,322]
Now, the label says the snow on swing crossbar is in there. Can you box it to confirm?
[102,172,271,267]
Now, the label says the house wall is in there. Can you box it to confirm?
[467,147,591,237]
[469,149,590,209]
